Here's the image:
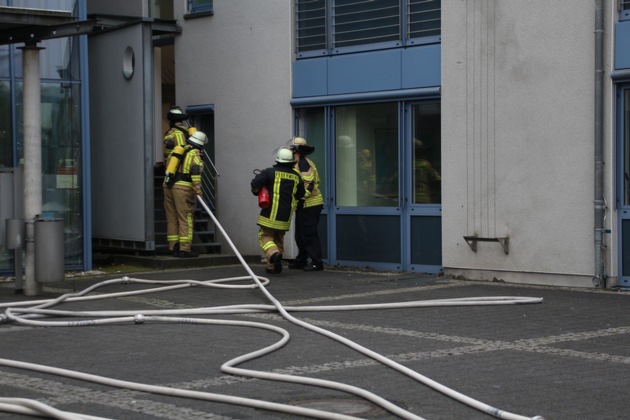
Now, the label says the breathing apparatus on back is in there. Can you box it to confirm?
[164,131,208,187]
[164,145,187,187]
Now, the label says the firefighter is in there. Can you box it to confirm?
[164,130,207,258]
[288,137,325,271]
[163,105,191,161]
[413,138,441,204]
[251,147,305,274]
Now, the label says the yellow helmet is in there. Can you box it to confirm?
[290,136,315,155]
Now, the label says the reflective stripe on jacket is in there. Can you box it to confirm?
[296,157,324,208]
[251,164,305,231]
[163,126,188,161]
[174,147,203,193]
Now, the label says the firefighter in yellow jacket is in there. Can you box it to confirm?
[251,147,305,274]
[163,105,191,161]
[163,131,207,258]
[288,137,325,271]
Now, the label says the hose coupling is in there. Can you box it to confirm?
[134,314,145,324]
[121,276,130,284]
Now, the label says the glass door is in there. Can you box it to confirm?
[333,102,402,270]
[404,101,442,273]
[296,100,442,272]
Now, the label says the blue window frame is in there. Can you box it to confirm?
[187,0,213,15]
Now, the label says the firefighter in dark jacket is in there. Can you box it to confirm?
[288,137,325,271]
[251,147,305,274]
[163,130,207,258]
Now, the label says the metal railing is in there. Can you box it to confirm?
[200,150,219,213]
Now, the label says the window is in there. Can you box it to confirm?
[336,103,399,207]
[15,81,84,265]
[624,90,630,205]
[411,103,441,204]
[296,0,327,52]
[407,0,441,40]
[297,108,326,198]
[296,0,440,56]
[0,81,11,168]
[187,0,213,15]
[333,0,400,49]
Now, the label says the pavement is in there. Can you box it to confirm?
[0,259,629,420]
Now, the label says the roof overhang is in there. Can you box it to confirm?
[0,7,181,46]
[0,6,92,45]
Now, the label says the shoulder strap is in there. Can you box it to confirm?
[175,126,189,137]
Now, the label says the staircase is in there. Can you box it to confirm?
[154,150,221,255]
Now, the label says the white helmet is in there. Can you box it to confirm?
[275,147,294,163]
[187,131,208,148]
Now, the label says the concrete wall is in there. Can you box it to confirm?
[441,0,615,287]
[174,0,294,258]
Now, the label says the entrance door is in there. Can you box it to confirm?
[333,103,403,270]
[297,100,442,272]
[89,23,156,249]
[404,102,442,273]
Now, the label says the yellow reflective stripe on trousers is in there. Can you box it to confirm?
[179,210,193,244]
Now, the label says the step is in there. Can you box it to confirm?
[107,253,260,270]
[155,242,222,254]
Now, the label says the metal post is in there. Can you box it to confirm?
[593,0,606,288]
[20,42,44,296]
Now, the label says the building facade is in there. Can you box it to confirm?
[2,0,630,290]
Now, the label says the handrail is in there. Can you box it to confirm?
[200,150,218,213]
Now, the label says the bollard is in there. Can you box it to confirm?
[34,216,65,283]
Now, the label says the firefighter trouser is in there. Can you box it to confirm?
[164,185,196,252]
[294,204,323,265]
[258,226,286,269]
[163,186,178,251]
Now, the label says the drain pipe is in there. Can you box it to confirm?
[593,0,606,288]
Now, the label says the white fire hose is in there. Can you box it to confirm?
[0,196,545,420]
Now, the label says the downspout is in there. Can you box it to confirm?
[593,0,606,288]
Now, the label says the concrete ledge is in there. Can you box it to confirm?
[444,267,595,288]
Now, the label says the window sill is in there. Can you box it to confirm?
[184,11,214,20]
